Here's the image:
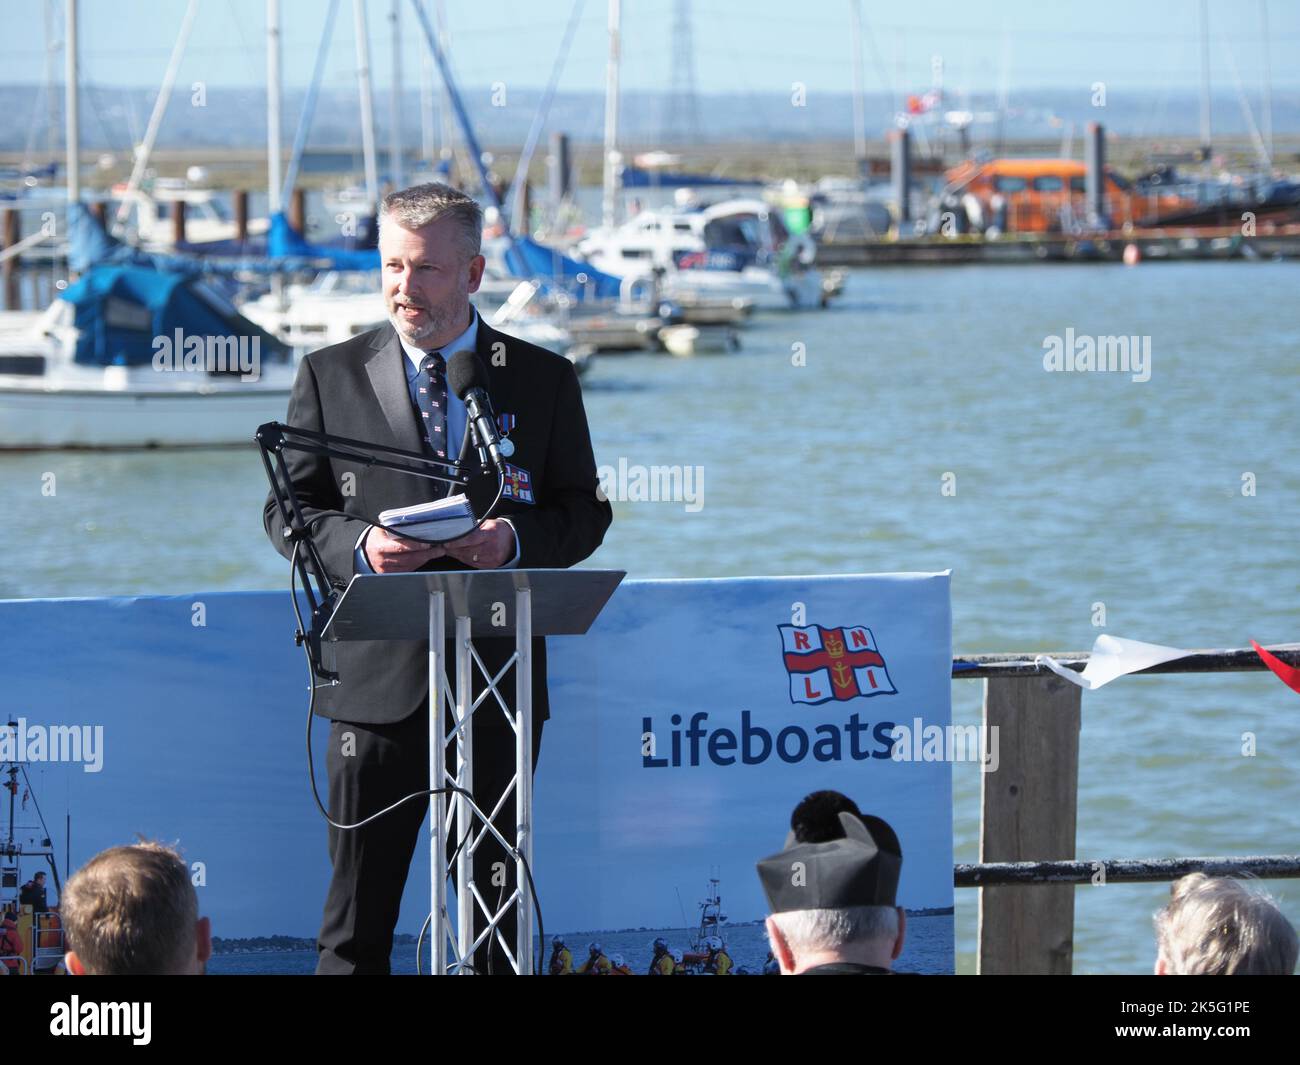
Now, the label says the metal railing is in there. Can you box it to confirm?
[948,643,1300,974]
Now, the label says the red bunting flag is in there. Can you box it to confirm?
[1250,640,1300,695]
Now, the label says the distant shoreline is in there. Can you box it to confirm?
[2,133,1294,191]
[212,909,955,954]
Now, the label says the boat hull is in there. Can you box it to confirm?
[663,268,824,310]
[0,385,292,449]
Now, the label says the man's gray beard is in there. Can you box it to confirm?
[388,302,459,346]
[388,312,436,345]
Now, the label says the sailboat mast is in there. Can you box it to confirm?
[267,0,283,216]
[64,0,80,204]
[1259,0,1273,170]
[418,1,434,165]
[1198,0,1212,164]
[45,0,59,165]
[113,0,201,233]
[5,761,15,851]
[601,0,621,230]
[354,0,381,212]
[435,0,454,172]
[388,0,405,189]
[849,1,867,180]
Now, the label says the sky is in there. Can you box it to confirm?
[1,0,1297,99]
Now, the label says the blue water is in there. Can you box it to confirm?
[4,260,1297,973]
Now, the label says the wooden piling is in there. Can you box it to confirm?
[290,187,306,235]
[172,198,187,245]
[2,209,18,310]
[233,189,249,241]
[977,673,1082,974]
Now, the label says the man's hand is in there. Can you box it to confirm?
[363,525,447,573]
[441,519,516,569]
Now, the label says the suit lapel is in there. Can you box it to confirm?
[363,323,423,455]
[359,323,435,510]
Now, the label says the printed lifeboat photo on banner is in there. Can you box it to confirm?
[778,624,899,706]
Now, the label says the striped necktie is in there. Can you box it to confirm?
[415,351,449,475]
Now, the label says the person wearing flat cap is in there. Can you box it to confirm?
[756,790,907,975]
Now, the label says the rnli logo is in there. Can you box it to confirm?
[501,461,534,504]
[779,624,898,705]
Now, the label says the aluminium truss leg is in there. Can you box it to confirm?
[515,586,534,975]
[454,613,474,970]
[428,591,448,975]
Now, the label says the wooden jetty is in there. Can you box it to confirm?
[953,643,1300,975]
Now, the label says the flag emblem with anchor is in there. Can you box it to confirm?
[778,624,898,705]
[502,462,534,504]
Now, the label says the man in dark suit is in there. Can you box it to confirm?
[263,183,612,974]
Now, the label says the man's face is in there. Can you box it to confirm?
[380,217,485,347]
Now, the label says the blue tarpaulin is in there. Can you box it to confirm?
[67,202,377,276]
[62,264,289,368]
[620,167,762,189]
[265,211,379,270]
[502,235,624,301]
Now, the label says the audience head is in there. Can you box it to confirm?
[758,790,906,974]
[1154,873,1298,976]
[62,841,211,976]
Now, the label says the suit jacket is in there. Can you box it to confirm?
[262,314,613,725]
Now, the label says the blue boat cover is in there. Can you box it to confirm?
[265,211,379,270]
[67,202,379,276]
[61,263,290,368]
[620,167,762,189]
[502,235,623,301]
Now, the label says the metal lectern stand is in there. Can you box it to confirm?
[323,568,624,975]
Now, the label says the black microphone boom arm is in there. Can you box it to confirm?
[255,421,476,682]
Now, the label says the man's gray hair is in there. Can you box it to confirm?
[378,182,483,262]
[769,905,899,955]
[1154,873,1299,976]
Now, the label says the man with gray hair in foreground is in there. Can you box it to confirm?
[1154,872,1298,975]
[62,841,211,976]
[756,790,907,975]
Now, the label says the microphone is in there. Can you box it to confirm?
[447,349,509,473]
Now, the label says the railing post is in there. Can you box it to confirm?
[978,673,1081,974]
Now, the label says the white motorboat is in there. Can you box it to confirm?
[575,196,830,311]
[659,323,740,357]
[239,273,392,357]
[242,271,586,367]
[0,265,295,450]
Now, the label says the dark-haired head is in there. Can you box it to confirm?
[790,790,863,843]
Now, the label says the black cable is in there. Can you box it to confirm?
[414,831,470,976]
[414,911,433,976]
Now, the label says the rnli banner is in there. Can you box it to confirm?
[536,571,954,974]
[0,571,952,974]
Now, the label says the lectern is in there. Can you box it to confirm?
[324,568,624,974]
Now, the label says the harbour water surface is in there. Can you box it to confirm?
[3,260,1297,974]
